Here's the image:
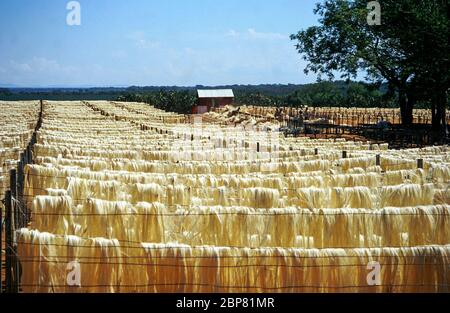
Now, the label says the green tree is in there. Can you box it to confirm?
[117,90,195,114]
[291,0,449,130]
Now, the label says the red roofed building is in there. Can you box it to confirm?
[192,89,234,114]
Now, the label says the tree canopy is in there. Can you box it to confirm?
[291,0,449,131]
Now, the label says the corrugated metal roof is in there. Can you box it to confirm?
[197,89,234,98]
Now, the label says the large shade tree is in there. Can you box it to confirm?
[291,0,449,131]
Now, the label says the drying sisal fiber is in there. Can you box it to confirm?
[67,177,122,201]
[429,164,450,183]
[434,188,450,205]
[29,199,450,248]
[134,201,166,243]
[339,157,375,171]
[85,237,122,293]
[24,164,68,205]
[17,229,122,293]
[125,243,450,293]
[383,169,425,186]
[241,188,280,209]
[380,156,416,171]
[83,198,135,240]
[329,173,380,188]
[14,101,450,294]
[294,187,327,209]
[330,187,375,209]
[129,182,164,204]
[32,196,74,234]
[380,184,434,207]
[16,229,450,293]
[16,229,58,293]
[287,176,324,189]
[45,188,68,196]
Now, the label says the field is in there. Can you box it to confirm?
[1,100,450,292]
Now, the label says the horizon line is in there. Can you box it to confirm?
[0,80,368,89]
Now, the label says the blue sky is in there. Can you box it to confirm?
[0,0,321,87]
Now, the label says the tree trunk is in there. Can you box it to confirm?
[399,91,413,125]
[431,100,438,129]
[432,89,447,133]
[438,90,447,134]
[406,95,415,124]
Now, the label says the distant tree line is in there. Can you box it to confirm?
[235,81,406,109]
[116,81,438,113]
[0,88,12,95]
[116,90,196,114]
[3,79,446,116]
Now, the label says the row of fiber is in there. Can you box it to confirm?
[16,229,450,293]
[30,195,450,248]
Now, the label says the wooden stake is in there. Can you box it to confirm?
[5,190,12,293]
[417,159,424,169]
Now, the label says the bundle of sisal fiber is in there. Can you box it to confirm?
[32,195,74,234]
[241,187,280,209]
[129,182,164,204]
[329,173,380,188]
[294,187,328,209]
[380,184,434,207]
[330,187,375,209]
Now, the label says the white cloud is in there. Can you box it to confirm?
[225,28,287,40]
[225,29,239,37]
[10,60,32,72]
[0,28,312,86]
[137,39,160,49]
[127,31,160,50]
[247,28,286,40]
[0,57,83,86]
[8,57,77,74]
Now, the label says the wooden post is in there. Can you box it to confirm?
[9,181,20,293]
[417,159,424,169]
[314,148,318,155]
[17,155,24,228]
[376,154,380,166]
[9,168,20,291]
[342,151,347,159]
[10,169,17,230]
[26,144,31,164]
[5,190,13,293]
[257,142,260,153]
